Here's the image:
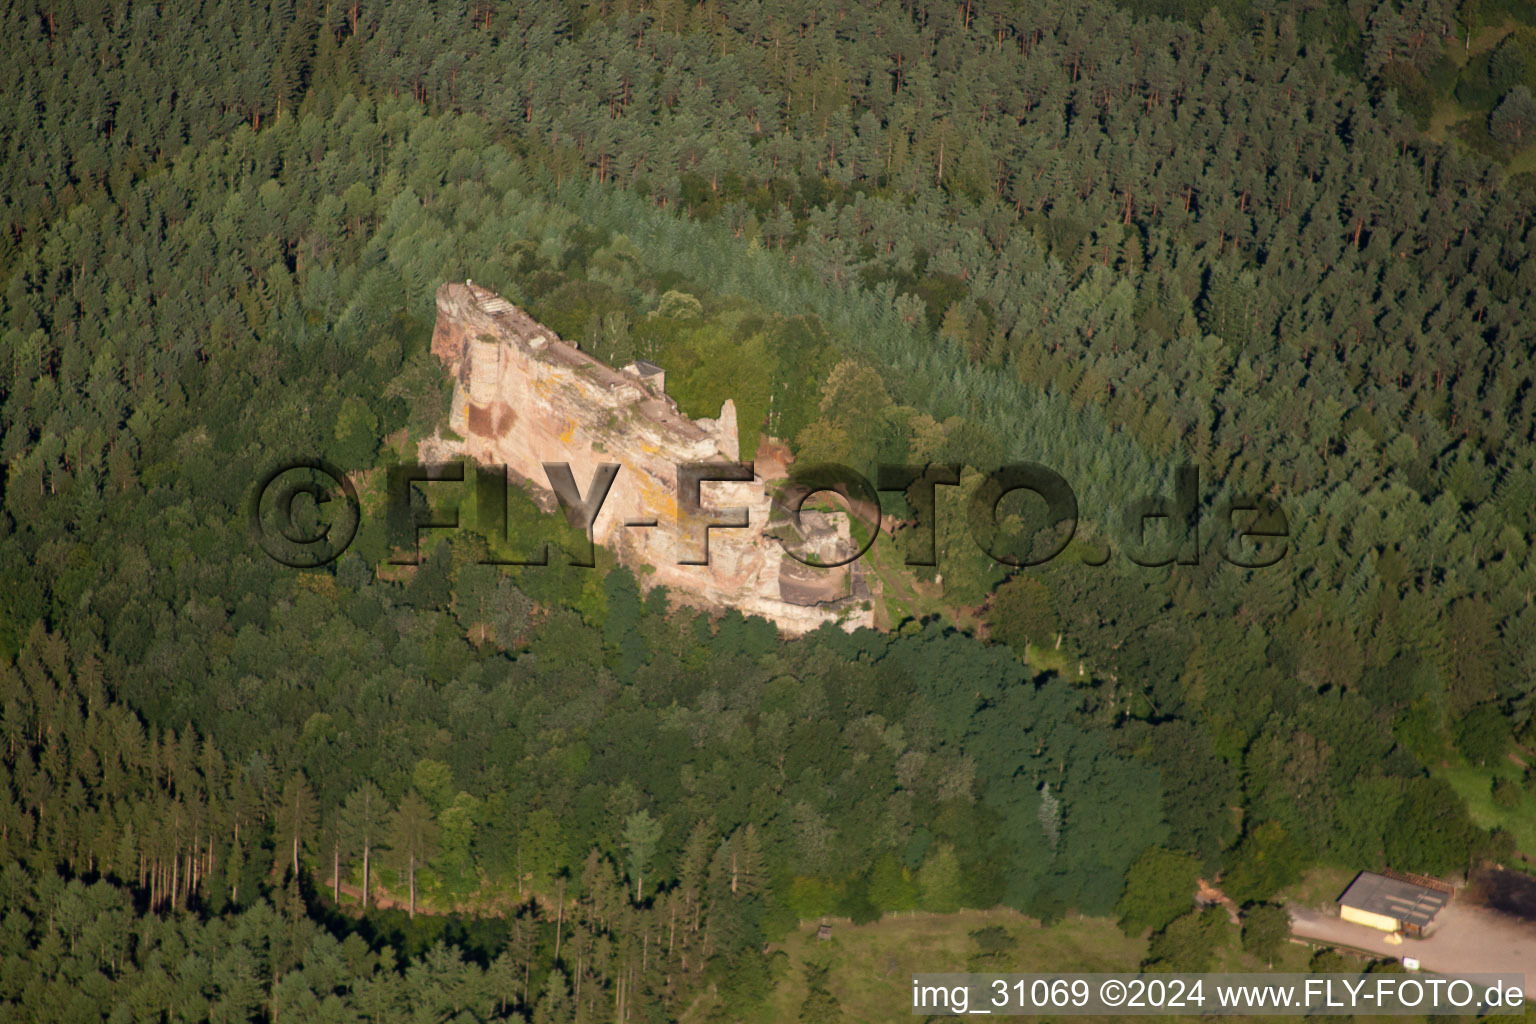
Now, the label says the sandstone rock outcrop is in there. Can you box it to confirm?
[423,282,875,634]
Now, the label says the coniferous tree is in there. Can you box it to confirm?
[341,781,388,910]
[387,790,439,918]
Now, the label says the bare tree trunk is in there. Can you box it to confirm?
[554,879,565,962]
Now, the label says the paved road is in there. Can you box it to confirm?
[1290,903,1536,997]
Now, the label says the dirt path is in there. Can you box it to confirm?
[1290,903,1536,997]
[323,875,413,913]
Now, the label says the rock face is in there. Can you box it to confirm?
[424,282,874,635]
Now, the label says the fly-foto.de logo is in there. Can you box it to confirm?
[249,459,1288,571]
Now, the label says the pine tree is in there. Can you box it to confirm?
[1491,86,1536,146]
[274,772,316,880]
[621,809,662,902]
[386,790,439,918]
[341,782,388,910]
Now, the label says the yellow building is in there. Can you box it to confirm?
[1337,871,1451,938]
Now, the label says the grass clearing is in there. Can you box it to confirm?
[1444,18,1519,67]
[1426,97,1474,142]
[1436,759,1536,854]
[1469,18,1520,58]
[1276,866,1358,912]
[744,905,1432,1023]
[750,910,1146,1024]
[1504,142,1536,175]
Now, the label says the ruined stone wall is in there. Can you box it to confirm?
[424,282,874,634]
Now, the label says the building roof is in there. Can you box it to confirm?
[1338,872,1450,928]
[630,360,663,376]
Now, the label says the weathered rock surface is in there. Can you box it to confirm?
[423,282,875,634]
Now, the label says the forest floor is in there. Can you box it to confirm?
[324,875,442,916]
[321,871,529,919]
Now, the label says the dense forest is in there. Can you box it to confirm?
[2,0,1534,1018]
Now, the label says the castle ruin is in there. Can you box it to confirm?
[424,282,875,635]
